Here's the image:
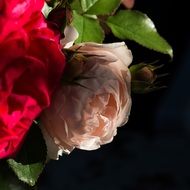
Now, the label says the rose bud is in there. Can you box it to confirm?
[41,42,132,159]
[130,62,167,94]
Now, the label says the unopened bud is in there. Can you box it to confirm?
[130,62,166,94]
[131,63,157,83]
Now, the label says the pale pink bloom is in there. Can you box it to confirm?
[41,42,132,159]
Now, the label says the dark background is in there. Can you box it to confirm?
[39,0,190,189]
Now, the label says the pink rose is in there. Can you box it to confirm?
[0,0,65,159]
[41,42,132,159]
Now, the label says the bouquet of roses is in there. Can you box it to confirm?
[0,0,172,188]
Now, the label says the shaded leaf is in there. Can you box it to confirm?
[7,159,44,187]
[14,123,47,164]
[7,123,47,186]
[0,160,30,190]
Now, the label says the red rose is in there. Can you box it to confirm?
[0,0,65,158]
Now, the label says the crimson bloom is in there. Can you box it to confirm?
[0,0,65,158]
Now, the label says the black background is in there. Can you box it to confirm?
[39,0,190,189]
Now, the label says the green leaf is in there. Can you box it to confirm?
[70,0,83,13]
[7,123,47,186]
[7,159,44,187]
[72,11,104,43]
[107,10,173,57]
[71,0,121,15]
[85,0,121,15]
[81,0,99,12]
